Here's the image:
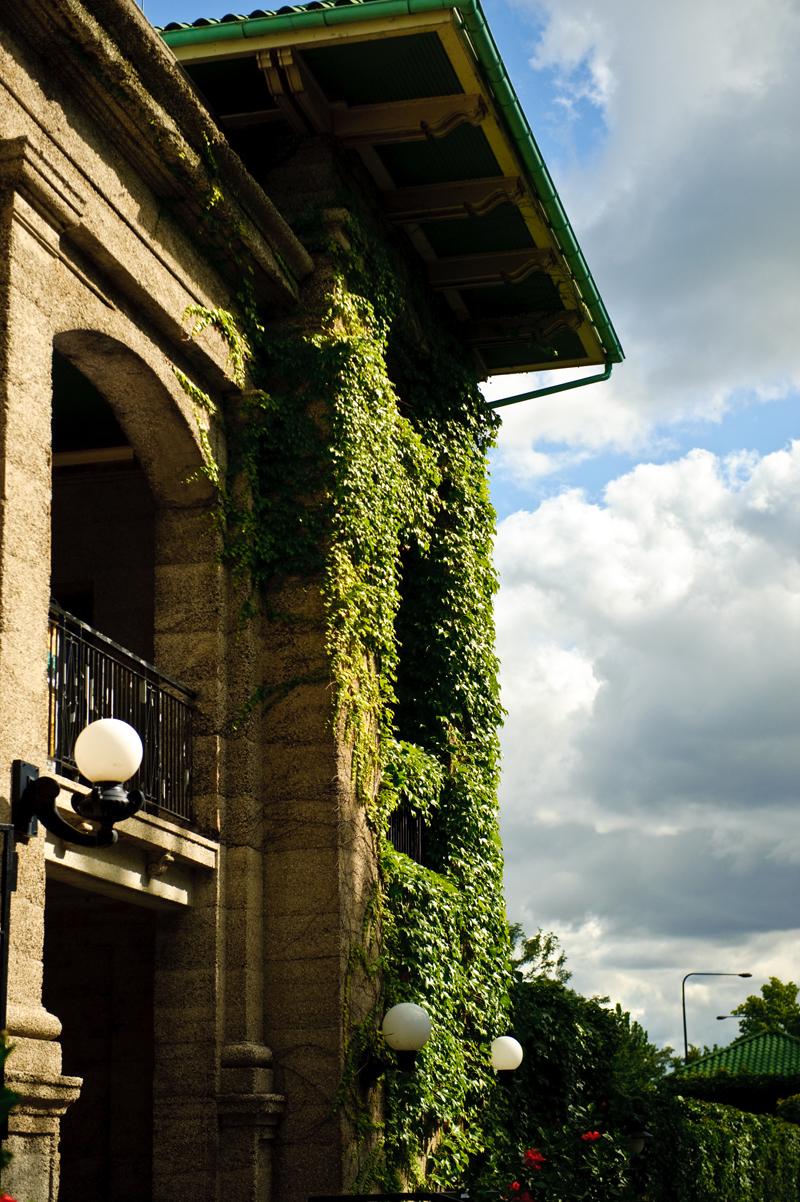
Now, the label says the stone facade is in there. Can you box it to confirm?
[0,2,325,1199]
[0,0,503,1196]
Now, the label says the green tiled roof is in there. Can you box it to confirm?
[678,1032,800,1078]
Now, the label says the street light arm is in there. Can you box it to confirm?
[681,971,753,1061]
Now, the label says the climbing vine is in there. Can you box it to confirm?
[176,194,511,1189]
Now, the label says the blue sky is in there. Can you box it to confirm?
[146,0,799,1054]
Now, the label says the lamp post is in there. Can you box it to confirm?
[681,971,752,1060]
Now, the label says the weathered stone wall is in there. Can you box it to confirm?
[0,3,402,1202]
[0,2,309,1200]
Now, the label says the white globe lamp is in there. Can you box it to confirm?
[11,718,146,849]
[74,718,143,783]
[382,1002,431,1069]
[491,1035,523,1073]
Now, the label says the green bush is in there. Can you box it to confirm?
[775,1092,800,1125]
[665,1069,800,1114]
[641,1094,800,1201]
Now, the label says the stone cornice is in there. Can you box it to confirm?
[0,136,86,234]
[3,0,313,307]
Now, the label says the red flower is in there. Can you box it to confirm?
[0,1194,19,1202]
[581,1130,601,1142]
[524,1147,546,1168]
[509,1183,521,1193]
[520,1193,535,1202]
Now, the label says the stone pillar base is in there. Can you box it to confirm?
[3,1068,82,1202]
[217,1042,285,1202]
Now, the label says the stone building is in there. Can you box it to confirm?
[0,2,621,1201]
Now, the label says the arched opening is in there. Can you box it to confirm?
[44,337,216,1202]
[51,348,155,658]
[48,340,198,824]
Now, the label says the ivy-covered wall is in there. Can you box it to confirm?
[182,155,512,1190]
[642,1095,800,1202]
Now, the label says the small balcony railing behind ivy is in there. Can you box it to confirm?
[388,806,423,863]
[48,605,195,825]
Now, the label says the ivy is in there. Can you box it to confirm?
[642,1095,800,1201]
[175,191,511,1191]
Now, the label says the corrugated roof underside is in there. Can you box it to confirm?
[303,33,461,103]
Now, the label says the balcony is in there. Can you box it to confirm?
[388,806,423,863]
[48,604,195,825]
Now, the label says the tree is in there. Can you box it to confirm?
[510,923,571,983]
[732,976,800,1037]
[467,928,672,1200]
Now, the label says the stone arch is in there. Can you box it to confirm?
[53,329,216,507]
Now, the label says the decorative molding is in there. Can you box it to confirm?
[216,1091,285,1131]
[0,136,86,235]
[428,247,558,290]
[382,176,526,224]
[466,308,584,346]
[5,1069,83,1118]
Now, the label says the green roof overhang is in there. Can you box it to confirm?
[160,0,623,379]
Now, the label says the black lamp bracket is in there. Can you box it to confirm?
[11,760,143,848]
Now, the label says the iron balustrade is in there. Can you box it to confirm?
[47,605,195,824]
[388,805,423,863]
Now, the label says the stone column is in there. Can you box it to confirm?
[0,137,86,1202]
[253,149,383,1199]
[151,504,285,1202]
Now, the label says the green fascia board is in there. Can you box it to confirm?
[160,0,623,366]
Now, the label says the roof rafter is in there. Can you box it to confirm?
[429,248,557,289]
[381,176,525,223]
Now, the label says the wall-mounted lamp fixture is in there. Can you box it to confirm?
[490,1034,523,1084]
[490,1035,524,1072]
[382,1002,432,1070]
[12,718,144,848]
[626,1125,652,1157]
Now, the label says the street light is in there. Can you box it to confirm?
[11,718,145,848]
[681,971,752,1060]
[716,1014,743,1022]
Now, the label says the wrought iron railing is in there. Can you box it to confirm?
[388,806,423,863]
[47,605,195,825]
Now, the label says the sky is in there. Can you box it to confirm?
[144,0,799,1054]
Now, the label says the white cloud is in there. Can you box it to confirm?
[497,444,800,1043]
[492,0,800,474]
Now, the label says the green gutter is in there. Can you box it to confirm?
[487,362,612,410]
[160,0,623,365]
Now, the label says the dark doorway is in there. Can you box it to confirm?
[42,878,156,1202]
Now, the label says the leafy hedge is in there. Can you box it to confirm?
[466,965,666,1200]
[665,1070,800,1113]
[641,1094,800,1202]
